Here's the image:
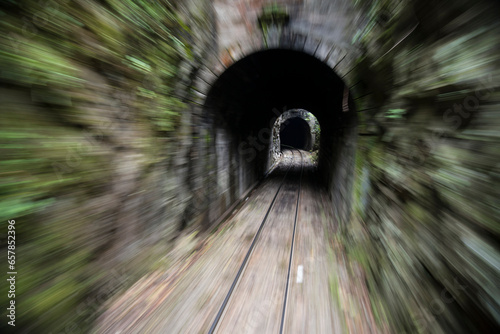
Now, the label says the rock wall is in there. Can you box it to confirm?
[344,0,500,332]
[1,0,499,332]
[269,109,320,167]
[0,0,219,332]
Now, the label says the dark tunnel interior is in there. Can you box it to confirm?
[204,48,357,186]
[3,2,500,332]
[280,117,312,150]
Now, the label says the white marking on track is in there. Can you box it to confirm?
[297,265,304,283]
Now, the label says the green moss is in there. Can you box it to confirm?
[258,4,290,35]
[0,0,201,332]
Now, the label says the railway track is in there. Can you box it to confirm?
[208,148,304,334]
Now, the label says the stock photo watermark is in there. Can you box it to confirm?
[402,277,468,334]
[7,0,68,52]
[6,220,17,327]
[238,106,285,162]
[192,106,287,210]
[401,73,496,167]
[50,76,149,181]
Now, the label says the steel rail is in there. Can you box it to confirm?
[279,148,303,334]
[207,151,294,334]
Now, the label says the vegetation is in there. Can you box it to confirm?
[0,0,202,331]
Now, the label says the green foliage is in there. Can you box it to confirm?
[386,108,405,118]
[258,3,289,34]
[0,0,198,331]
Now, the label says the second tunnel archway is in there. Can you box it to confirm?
[201,48,358,223]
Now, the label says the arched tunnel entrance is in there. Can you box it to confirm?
[4,0,500,332]
[280,117,312,150]
[203,49,357,218]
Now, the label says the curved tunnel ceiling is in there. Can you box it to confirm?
[205,48,351,136]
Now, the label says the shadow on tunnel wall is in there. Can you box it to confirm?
[202,48,356,228]
[0,0,499,332]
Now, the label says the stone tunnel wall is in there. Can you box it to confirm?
[269,109,319,168]
[342,0,500,332]
[1,0,499,332]
[0,0,221,331]
[1,0,363,329]
[212,0,500,331]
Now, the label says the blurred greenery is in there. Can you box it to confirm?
[0,0,499,332]
[258,3,289,36]
[0,0,197,331]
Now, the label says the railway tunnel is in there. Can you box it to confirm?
[203,48,355,195]
[279,117,312,150]
[1,0,500,333]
